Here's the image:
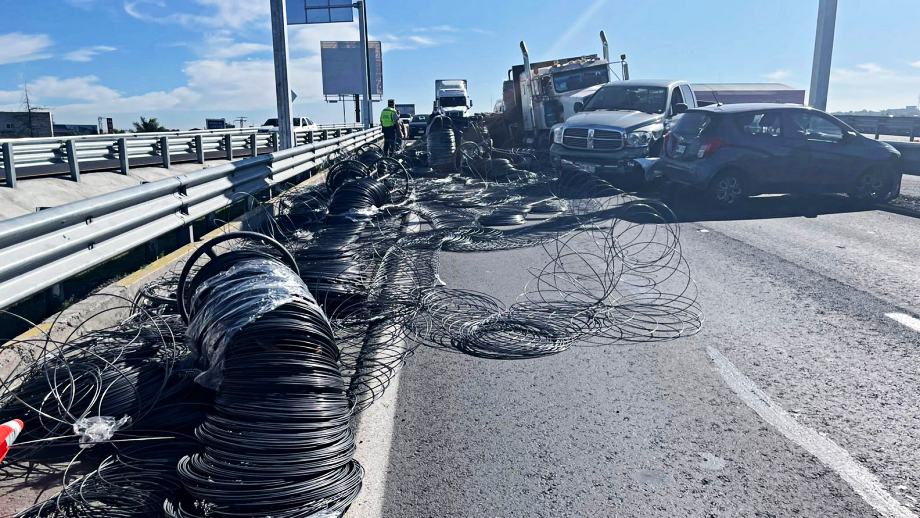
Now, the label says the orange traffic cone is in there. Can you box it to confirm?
[0,419,24,463]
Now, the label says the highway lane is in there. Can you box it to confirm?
[351,197,920,517]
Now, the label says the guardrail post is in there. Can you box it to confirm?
[271,133,279,152]
[322,130,329,141]
[306,131,313,145]
[160,136,171,169]
[117,138,130,175]
[910,126,916,143]
[2,142,16,188]
[874,124,881,140]
[249,134,258,157]
[65,140,81,182]
[224,135,234,160]
[195,135,205,163]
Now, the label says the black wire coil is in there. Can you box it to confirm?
[167,238,363,517]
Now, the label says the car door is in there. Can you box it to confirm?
[784,110,859,193]
[731,110,795,193]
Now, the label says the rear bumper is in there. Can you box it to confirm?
[652,159,714,188]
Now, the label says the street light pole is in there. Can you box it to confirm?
[808,0,838,111]
[270,0,295,149]
[356,0,373,129]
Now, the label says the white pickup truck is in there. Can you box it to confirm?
[550,80,805,183]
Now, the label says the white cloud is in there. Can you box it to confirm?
[829,62,920,111]
[0,33,54,65]
[202,33,272,59]
[764,69,791,82]
[413,25,460,33]
[123,0,268,30]
[28,76,120,102]
[910,60,920,69]
[63,45,117,63]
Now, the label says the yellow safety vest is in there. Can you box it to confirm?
[380,107,399,128]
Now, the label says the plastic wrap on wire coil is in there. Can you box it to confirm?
[185,257,321,390]
[73,415,132,449]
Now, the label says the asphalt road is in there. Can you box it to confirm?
[350,193,920,517]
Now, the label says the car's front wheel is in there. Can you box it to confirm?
[708,170,746,207]
[850,169,892,203]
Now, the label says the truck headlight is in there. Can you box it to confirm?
[553,127,564,144]
[626,131,653,148]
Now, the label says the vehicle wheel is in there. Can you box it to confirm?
[708,170,746,207]
[850,169,891,203]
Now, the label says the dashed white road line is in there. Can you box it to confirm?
[707,345,917,518]
[886,313,920,333]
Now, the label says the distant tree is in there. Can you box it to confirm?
[132,117,167,133]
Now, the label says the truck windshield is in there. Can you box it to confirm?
[583,86,669,114]
[440,97,467,108]
[552,66,610,94]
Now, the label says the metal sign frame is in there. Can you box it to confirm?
[287,0,354,25]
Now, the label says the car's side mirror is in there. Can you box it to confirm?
[574,102,584,113]
[674,103,688,115]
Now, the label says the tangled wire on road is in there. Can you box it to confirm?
[0,126,702,516]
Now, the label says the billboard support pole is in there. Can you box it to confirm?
[356,0,373,129]
[808,0,837,111]
[354,94,361,124]
[270,0,295,150]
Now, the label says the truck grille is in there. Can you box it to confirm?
[562,128,589,148]
[562,128,624,150]
[592,129,624,150]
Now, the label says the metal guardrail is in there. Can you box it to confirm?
[836,114,919,141]
[0,124,363,187]
[890,141,920,175]
[0,126,382,310]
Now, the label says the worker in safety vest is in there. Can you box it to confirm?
[380,99,400,156]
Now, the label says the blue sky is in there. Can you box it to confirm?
[1,0,918,130]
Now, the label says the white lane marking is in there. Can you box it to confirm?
[707,346,916,518]
[886,313,920,333]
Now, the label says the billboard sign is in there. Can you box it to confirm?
[321,40,383,97]
[287,0,353,25]
[205,118,228,130]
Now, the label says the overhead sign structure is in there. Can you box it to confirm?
[321,41,383,98]
[287,0,354,25]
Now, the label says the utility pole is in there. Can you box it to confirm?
[808,0,838,111]
[270,0,295,149]
[356,0,374,129]
[235,116,248,128]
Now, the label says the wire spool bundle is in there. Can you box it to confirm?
[0,310,189,471]
[426,115,459,174]
[326,177,391,217]
[355,144,384,167]
[168,233,363,517]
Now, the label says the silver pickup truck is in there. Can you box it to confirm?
[550,80,696,183]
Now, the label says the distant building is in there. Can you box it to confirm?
[53,124,100,136]
[0,111,54,138]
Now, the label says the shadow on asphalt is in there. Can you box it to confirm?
[652,194,872,224]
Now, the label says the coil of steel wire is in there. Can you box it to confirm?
[426,115,459,173]
[168,232,363,517]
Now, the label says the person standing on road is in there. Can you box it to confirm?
[380,99,400,156]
